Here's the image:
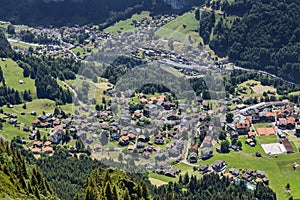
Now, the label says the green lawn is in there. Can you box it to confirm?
[148,172,177,183]
[104,11,151,33]
[11,42,39,50]
[0,58,36,95]
[174,149,300,199]
[156,11,202,44]
[238,136,264,153]
[257,135,279,144]
[0,123,29,140]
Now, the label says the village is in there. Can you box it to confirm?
[1,8,300,198]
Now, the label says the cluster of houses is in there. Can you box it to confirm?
[130,14,177,28]
[30,140,53,154]
[231,101,299,154]
[199,160,269,187]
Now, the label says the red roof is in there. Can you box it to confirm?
[287,117,295,125]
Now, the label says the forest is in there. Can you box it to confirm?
[199,0,300,83]
[0,138,56,199]
[0,0,200,28]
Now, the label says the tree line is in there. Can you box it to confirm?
[153,172,276,200]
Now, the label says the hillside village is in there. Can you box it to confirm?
[0,3,300,199]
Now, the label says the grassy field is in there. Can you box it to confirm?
[156,11,202,44]
[256,135,279,144]
[104,11,150,33]
[172,147,300,199]
[238,80,277,97]
[148,172,177,183]
[149,177,167,187]
[0,58,36,95]
[10,42,39,50]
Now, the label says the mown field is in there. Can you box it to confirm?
[156,11,202,44]
[104,11,151,33]
[0,58,36,95]
[171,139,300,200]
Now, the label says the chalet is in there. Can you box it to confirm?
[256,170,265,178]
[242,173,251,181]
[235,119,251,135]
[286,117,295,129]
[134,110,142,118]
[128,133,136,140]
[31,147,41,154]
[43,146,53,153]
[138,135,149,142]
[162,102,176,110]
[33,140,43,148]
[202,101,209,110]
[224,173,234,180]
[23,125,30,132]
[262,177,269,184]
[246,169,253,175]
[11,114,17,118]
[277,118,287,129]
[38,115,47,122]
[248,131,255,138]
[154,136,164,145]
[229,168,239,176]
[28,133,36,140]
[199,164,209,174]
[49,125,64,144]
[136,142,145,149]
[111,133,121,140]
[189,152,198,163]
[212,160,226,172]
[44,141,52,146]
[201,147,213,159]
[118,136,129,146]
[9,118,17,124]
[165,169,178,178]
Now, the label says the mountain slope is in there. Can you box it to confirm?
[0,139,57,199]
[0,30,12,57]
[200,0,300,83]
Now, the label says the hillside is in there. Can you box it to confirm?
[0,139,56,199]
[199,0,300,83]
[0,0,171,28]
[0,30,12,57]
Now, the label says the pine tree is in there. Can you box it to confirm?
[104,182,113,200]
[141,182,150,200]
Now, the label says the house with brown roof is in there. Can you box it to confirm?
[32,119,41,127]
[43,146,53,153]
[31,147,42,154]
[286,117,295,129]
[118,136,129,146]
[235,119,251,135]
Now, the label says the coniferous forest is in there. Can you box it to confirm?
[199,0,300,83]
